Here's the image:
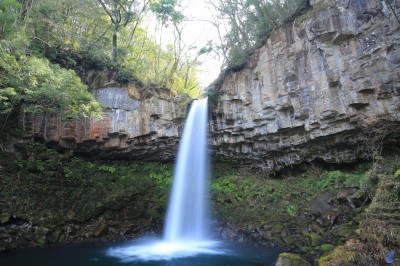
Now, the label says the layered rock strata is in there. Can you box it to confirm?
[211,0,400,172]
[20,72,191,160]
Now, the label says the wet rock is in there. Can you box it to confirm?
[92,223,108,237]
[7,226,19,235]
[36,227,51,236]
[219,224,238,241]
[66,210,76,221]
[0,213,11,224]
[310,188,361,227]
[35,235,46,245]
[47,230,62,243]
[335,227,355,238]
[58,233,69,243]
[385,250,396,264]
[275,252,311,266]
[22,232,35,241]
[311,191,336,216]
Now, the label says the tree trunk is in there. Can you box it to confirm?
[112,24,119,62]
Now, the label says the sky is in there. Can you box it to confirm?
[153,0,225,88]
[180,0,224,87]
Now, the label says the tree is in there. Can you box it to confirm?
[207,0,307,68]
[0,43,101,129]
[26,0,111,68]
[97,0,151,62]
[150,0,183,25]
[0,0,21,39]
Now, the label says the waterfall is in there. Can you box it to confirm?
[164,98,209,242]
[107,98,220,261]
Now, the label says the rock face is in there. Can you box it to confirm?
[211,0,400,172]
[20,72,191,160]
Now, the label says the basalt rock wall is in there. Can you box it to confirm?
[211,0,400,172]
[19,71,191,161]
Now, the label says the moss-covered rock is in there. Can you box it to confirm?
[0,213,11,224]
[272,223,284,232]
[320,244,334,252]
[275,252,311,266]
[47,230,62,243]
[0,144,172,250]
[336,228,355,238]
[319,163,400,265]
[35,236,46,245]
[310,232,320,246]
[318,239,374,266]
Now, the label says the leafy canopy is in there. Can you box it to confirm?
[0,42,102,118]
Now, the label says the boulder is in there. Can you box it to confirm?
[0,213,11,224]
[275,252,311,266]
[92,223,108,237]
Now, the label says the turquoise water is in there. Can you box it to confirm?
[0,239,279,266]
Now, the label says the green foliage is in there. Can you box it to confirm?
[226,46,246,70]
[286,203,298,217]
[0,0,202,102]
[0,42,102,121]
[0,0,21,39]
[0,87,20,114]
[392,162,400,177]
[149,164,173,189]
[206,83,221,108]
[118,27,202,97]
[98,165,116,174]
[210,168,288,221]
[213,0,308,69]
[151,0,184,25]
[0,144,173,224]
[23,56,102,117]
[302,170,368,190]
[211,161,371,224]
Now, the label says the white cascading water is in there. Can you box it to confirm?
[107,98,221,262]
[164,98,209,242]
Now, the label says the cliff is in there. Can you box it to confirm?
[210,0,400,172]
[17,71,191,161]
[9,0,400,169]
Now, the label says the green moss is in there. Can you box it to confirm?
[272,223,284,232]
[318,239,367,266]
[35,236,46,245]
[0,143,173,226]
[0,213,11,224]
[336,228,355,238]
[310,232,320,246]
[281,233,295,244]
[320,244,334,252]
[276,252,311,266]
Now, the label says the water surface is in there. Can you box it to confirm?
[0,239,279,266]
